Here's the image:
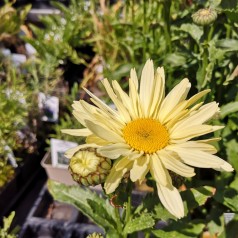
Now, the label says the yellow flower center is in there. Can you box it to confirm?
[123,118,169,154]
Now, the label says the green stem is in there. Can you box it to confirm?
[125,193,132,224]
[143,0,147,61]
[162,0,172,53]
[201,26,209,89]
[115,207,123,237]
[131,0,135,64]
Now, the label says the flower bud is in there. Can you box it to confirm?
[192,8,217,26]
[69,147,111,186]
[86,233,104,238]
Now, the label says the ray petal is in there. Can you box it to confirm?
[159,78,191,123]
[61,128,92,137]
[150,154,171,187]
[149,67,165,118]
[64,143,99,158]
[130,155,150,182]
[114,156,135,171]
[85,120,124,143]
[104,158,133,194]
[168,146,234,172]
[170,125,224,143]
[97,143,131,159]
[139,59,155,115]
[171,102,219,132]
[158,150,195,177]
[157,183,184,218]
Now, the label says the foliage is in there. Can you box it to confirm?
[24,0,93,76]
[0,64,30,188]
[0,211,17,238]
[48,180,215,237]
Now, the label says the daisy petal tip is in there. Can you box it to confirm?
[221,162,234,172]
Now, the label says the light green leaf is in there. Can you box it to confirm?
[180,23,203,43]
[47,180,118,231]
[216,39,238,51]
[123,213,155,234]
[181,186,215,214]
[152,230,189,238]
[220,102,238,118]
[163,53,187,67]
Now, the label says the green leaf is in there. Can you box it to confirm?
[223,9,238,23]
[152,230,189,238]
[216,39,238,51]
[47,180,118,232]
[123,212,155,234]
[181,186,215,214]
[179,24,203,43]
[163,53,187,67]
[226,139,238,171]
[220,102,238,118]
[222,177,238,212]
[152,220,205,238]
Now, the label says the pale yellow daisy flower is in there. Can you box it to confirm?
[63,60,233,218]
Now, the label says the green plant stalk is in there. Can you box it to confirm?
[200,25,210,89]
[131,0,135,64]
[143,0,147,62]
[162,0,172,53]
[114,206,124,237]
[125,193,132,226]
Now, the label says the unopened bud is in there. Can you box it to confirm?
[192,8,217,26]
[69,147,111,186]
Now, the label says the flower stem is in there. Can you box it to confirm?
[115,207,123,236]
[125,192,132,224]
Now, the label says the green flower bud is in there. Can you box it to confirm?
[192,8,217,26]
[69,147,112,186]
[86,233,104,238]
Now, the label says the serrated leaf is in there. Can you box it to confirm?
[220,102,238,118]
[123,213,155,234]
[47,180,118,231]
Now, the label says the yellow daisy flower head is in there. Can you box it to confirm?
[63,60,233,219]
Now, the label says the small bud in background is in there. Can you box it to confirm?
[69,147,111,186]
[192,8,217,26]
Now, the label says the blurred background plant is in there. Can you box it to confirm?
[23,0,93,88]
[0,0,30,41]
[0,63,30,189]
